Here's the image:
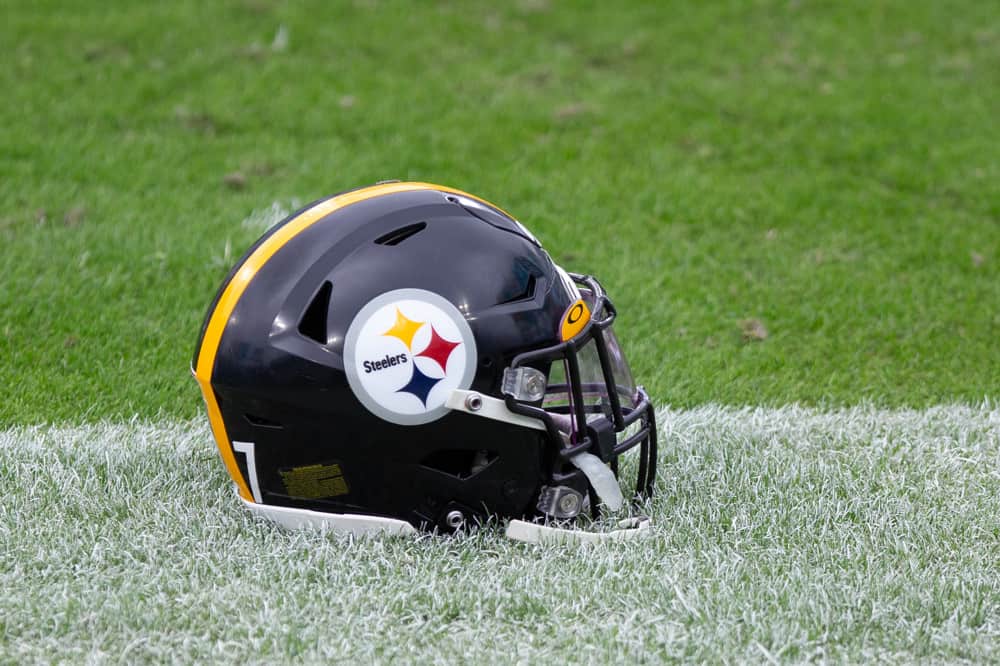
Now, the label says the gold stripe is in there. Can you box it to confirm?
[194,181,502,502]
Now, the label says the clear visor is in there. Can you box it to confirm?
[501,277,645,446]
[543,284,636,417]
[543,330,637,415]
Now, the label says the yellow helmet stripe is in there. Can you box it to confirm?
[193,181,504,502]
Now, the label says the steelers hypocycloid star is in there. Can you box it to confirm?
[381,307,461,406]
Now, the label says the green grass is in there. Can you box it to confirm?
[3,406,999,663]
[1,1,998,424]
[3,6,1000,661]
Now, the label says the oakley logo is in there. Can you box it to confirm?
[560,298,591,341]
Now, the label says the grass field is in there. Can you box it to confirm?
[2,0,998,422]
[2,1,999,663]
[4,405,999,662]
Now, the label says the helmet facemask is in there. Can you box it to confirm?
[500,273,657,529]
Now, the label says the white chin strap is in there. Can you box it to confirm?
[506,517,652,544]
[569,452,624,511]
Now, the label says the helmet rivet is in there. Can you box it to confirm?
[558,492,580,515]
[465,393,483,412]
[445,510,465,529]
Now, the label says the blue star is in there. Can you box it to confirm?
[396,363,442,407]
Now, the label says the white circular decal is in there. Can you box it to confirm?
[344,289,477,425]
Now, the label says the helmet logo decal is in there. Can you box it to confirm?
[383,308,424,350]
[416,326,461,372]
[344,289,477,425]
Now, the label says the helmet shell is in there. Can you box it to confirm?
[194,183,580,528]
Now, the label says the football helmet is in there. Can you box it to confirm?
[193,182,657,542]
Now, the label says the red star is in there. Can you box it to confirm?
[415,325,460,373]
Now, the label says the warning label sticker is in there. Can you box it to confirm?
[279,462,350,499]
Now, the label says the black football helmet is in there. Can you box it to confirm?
[193,182,656,541]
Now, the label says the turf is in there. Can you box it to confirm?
[1,1,998,424]
[3,406,999,663]
[2,4,999,659]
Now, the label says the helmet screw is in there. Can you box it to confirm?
[558,492,580,515]
[445,510,465,529]
[465,393,483,412]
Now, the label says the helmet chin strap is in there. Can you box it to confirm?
[504,452,650,544]
[505,516,652,544]
[569,452,624,511]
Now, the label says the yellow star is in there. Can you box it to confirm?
[382,307,424,350]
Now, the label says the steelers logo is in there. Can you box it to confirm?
[343,289,477,425]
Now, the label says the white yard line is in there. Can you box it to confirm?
[3,402,996,453]
[2,404,998,663]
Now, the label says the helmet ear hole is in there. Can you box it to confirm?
[297,280,332,344]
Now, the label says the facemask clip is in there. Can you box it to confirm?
[501,366,547,402]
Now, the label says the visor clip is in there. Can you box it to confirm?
[586,417,617,462]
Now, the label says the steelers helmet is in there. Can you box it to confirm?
[193,182,656,542]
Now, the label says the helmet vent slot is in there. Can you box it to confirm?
[298,280,332,345]
[420,449,497,479]
[244,413,284,429]
[498,274,536,305]
[374,221,427,246]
